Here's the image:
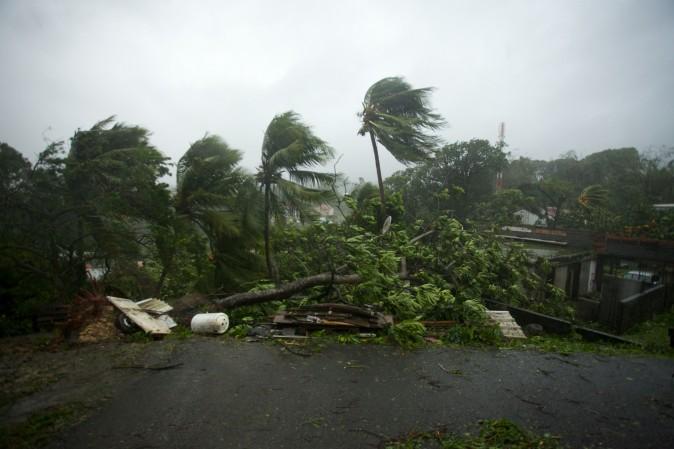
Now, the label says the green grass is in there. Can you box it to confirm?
[624,306,674,352]
[165,324,192,340]
[503,332,674,358]
[385,419,564,449]
[0,403,86,449]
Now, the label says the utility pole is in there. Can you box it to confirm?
[496,122,505,190]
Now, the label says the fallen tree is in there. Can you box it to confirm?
[216,229,434,309]
[215,272,362,308]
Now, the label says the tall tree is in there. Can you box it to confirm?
[173,135,262,293]
[385,139,507,222]
[257,111,334,282]
[65,117,171,266]
[358,76,444,218]
[1,116,172,306]
[175,135,247,241]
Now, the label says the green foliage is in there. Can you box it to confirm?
[273,215,567,328]
[227,324,252,338]
[384,419,564,449]
[504,147,674,233]
[257,111,334,281]
[0,118,172,316]
[473,189,536,226]
[175,135,248,239]
[359,77,445,164]
[173,135,263,294]
[389,320,427,349]
[442,323,501,346]
[336,333,362,344]
[624,306,674,354]
[358,76,444,219]
[258,111,335,221]
[344,186,406,233]
[163,325,192,340]
[385,140,508,222]
[503,333,669,358]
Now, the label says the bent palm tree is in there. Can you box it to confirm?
[358,77,444,218]
[257,111,334,282]
[578,184,609,209]
[173,135,262,290]
[175,135,246,239]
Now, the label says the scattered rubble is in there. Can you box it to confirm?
[271,303,393,331]
[107,296,176,336]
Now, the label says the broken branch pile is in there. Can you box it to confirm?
[272,303,393,330]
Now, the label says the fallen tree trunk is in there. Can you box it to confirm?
[216,230,434,309]
[215,272,362,308]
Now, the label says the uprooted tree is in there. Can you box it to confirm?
[215,216,569,332]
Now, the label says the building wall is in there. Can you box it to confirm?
[578,259,597,295]
[553,265,568,290]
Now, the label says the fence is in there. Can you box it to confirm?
[599,282,666,333]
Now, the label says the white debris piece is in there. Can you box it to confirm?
[107,296,173,335]
[191,313,229,334]
[486,310,527,339]
[135,297,173,315]
[156,314,178,329]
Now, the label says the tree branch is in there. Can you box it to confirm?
[215,272,362,308]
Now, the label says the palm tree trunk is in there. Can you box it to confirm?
[368,131,387,220]
[263,183,278,284]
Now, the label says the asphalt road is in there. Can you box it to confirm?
[50,339,674,449]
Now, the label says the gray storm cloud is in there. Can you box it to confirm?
[1,0,673,183]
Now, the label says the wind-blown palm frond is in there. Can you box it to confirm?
[287,170,335,187]
[172,135,264,290]
[263,112,334,168]
[175,135,247,236]
[578,184,608,209]
[257,111,335,282]
[358,76,444,218]
[359,77,445,164]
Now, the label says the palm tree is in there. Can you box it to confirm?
[172,135,262,291]
[175,135,246,239]
[358,77,444,218]
[257,111,334,282]
[65,116,171,274]
[578,184,609,209]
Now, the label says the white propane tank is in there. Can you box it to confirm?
[190,313,230,334]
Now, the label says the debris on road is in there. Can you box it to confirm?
[107,296,176,336]
[486,310,527,339]
[190,313,230,334]
[135,298,173,315]
[271,303,393,331]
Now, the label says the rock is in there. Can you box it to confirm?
[523,323,544,336]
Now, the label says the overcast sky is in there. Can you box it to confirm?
[1,0,673,183]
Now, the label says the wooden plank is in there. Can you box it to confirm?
[486,310,526,339]
[136,298,173,314]
[107,296,172,335]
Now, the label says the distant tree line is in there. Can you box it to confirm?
[377,143,674,236]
